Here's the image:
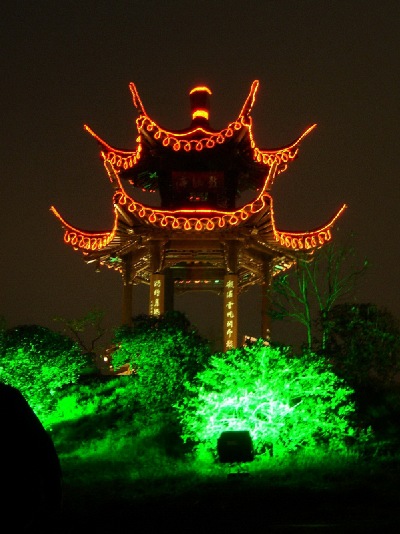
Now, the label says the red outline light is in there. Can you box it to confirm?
[189,86,212,95]
[84,81,314,179]
[52,82,347,262]
[192,110,209,120]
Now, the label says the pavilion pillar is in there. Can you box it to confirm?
[121,253,133,326]
[149,270,174,316]
[148,240,174,316]
[261,260,272,341]
[122,282,133,326]
[223,240,240,351]
[223,274,238,351]
[164,268,174,312]
[149,273,165,316]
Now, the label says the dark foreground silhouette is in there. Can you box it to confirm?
[0,382,62,532]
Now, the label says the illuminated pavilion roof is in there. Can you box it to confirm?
[83,80,317,205]
[51,80,346,292]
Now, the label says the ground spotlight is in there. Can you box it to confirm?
[217,430,254,464]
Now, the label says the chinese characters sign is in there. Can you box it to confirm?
[149,274,165,316]
[172,171,224,202]
[172,171,223,193]
[223,274,238,351]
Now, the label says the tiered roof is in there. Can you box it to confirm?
[51,80,346,291]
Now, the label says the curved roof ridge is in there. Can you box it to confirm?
[238,80,259,120]
[256,124,317,154]
[50,205,118,251]
[129,82,147,115]
[273,204,348,250]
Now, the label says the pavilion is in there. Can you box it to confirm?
[51,80,345,350]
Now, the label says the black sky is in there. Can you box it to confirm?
[1,0,399,345]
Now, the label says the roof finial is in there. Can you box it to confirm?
[189,86,212,123]
[238,80,259,120]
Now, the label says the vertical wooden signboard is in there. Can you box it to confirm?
[223,274,238,351]
[149,273,165,316]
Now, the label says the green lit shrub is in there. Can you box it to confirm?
[112,312,211,414]
[48,374,188,461]
[47,375,137,426]
[176,342,359,458]
[47,375,140,454]
[0,325,87,420]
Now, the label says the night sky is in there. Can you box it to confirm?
[1,1,399,346]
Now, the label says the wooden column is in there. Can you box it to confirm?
[223,274,238,351]
[223,240,240,351]
[164,268,175,312]
[148,240,174,316]
[122,282,133,326]
[149,240,163,316]
[149,273,165,316]
[261,261,272,341]
[121,253,133,326]
[149,269,175,316]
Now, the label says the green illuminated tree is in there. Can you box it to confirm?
[177,342,358,458]
[0,325,87,420]
[112,311,211,414]
[269,237,367,350]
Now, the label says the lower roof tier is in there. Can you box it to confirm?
[51,161,346,286]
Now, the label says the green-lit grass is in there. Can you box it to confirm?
[45,376,400,531]
[57,436,400,532]
[49,393,399,499]
[45,373,398,492]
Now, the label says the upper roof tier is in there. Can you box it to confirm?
[84,81,316,210]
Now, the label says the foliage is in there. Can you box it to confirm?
[46,374,189,461]
[0,325,87,420]
[53,309,107,355]
[45,375,137,427]
[45,375,142,455]
[111,311,211,413]
[46,374,378,500]
[322,304,400,387]
[321,303,400,437]
[269,237,367,349]
[176,342,360,458]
